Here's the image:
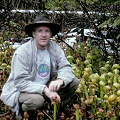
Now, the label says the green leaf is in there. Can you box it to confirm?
[98,18,113,29]
[113,17,120,27]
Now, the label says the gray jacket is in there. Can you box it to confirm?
[0,38,75,115]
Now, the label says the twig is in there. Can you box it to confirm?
[42,110,53,120]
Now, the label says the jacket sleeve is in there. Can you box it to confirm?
[12,53,46,95]
[55,43,75,86]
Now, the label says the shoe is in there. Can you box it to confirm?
[19,104,24,119]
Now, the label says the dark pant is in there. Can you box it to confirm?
[19,77,79,111]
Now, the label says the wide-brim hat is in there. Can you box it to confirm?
[25,13,60,37]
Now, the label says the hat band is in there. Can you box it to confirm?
[35,21,51,23]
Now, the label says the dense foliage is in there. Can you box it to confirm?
[0,0,119,62]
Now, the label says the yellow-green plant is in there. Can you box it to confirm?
[53,98,59,120]
[64,40,119,119]
[0,38,14,86]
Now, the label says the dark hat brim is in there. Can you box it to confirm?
[25,23,60,37]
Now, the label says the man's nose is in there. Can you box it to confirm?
[42,31,46,36]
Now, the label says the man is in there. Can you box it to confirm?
[0,13,79,119]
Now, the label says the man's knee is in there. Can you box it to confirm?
[73,77,80,89]
[31,95,45,109]
[58,77,80,99]
[20,93,45,111]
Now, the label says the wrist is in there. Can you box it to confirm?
[43,86,51,96]
[57,79,64,86]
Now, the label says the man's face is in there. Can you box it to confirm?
[33,26,52,50]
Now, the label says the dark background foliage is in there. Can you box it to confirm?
[0,1,120,63]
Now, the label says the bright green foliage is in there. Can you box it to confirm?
[113,17,120,27]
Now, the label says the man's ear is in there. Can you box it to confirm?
[32,31,35,38]
[50,32,52,38]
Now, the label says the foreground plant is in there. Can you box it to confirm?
[53,98,59,120]
[75,49,120,119]
[73,104,82,120]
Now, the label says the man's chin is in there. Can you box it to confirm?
[39,44,47,49]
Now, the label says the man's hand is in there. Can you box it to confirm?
[48,79,64,92]
[43,86,61,103]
